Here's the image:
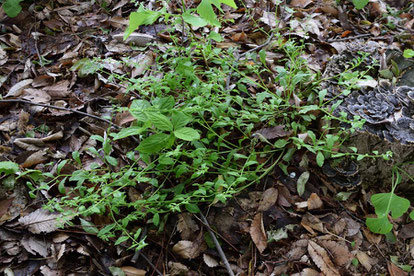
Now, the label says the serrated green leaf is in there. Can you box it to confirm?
[146,112,173,131]
[112,126,146,140]
[0,161,19,174]
[174,127,200,141]
[129,100,151,121]
[172,110,191,130]
[80,218,99,235]
[137,133,170,153]
[2,0,23,18]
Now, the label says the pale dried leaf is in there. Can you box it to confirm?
[21,150,48,168]
[250,212,267,253]
[177,213,199,240]
[307,240,340,276]
[21,236,49,257]
[21,88,51,103]
[19,209,61,233]
[168,261,190,275]
[0,48,7,66]
[5,79,33,97]
[291,268,320,276]
[254,125,291,140]
[307,193,323,210]
[43,80,70,98]
[172,240,201,259]
[362,227,382,244]
[301,213,325,234]
[120,266,146,276]
[319,240,353,266]
[113,33,155,47]
[203,254,219,268]
[290,0,313,8]
[258,187,278,211]
[356,250,377,272]
[40,265,65,276]
[260,11,278,28]
[388,262,408,276]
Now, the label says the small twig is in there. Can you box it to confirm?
[327,33,371,43]
[198,213,235,276]
[0,99,121,129]
[140,252,163,276]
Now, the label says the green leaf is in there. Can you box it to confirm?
[72,151,81,164]
[153,213,160,226]
[58,177,67,194]
[2,0,23,18]
[182,12,209,28]
[137,133,170,153]
[371,193,410,219]
[146,112,173,131]
[352,0,369,9]
[112,126,146,140]
[124,6,165,40]
[105,155,118,166]
[197,0,220,26]
[366,215,393,234]
[299,105,319,114]
[109,266,126,276]
[403,49,414,58]
[208,31,223,42]
[318,89,327,105]
[316,151,325,167]
[80,218,99,235]
[185,203,200,213]
[129,100,151,121]
[274,139,288,148]
[220,0,237,9]
[115,235,129,245]
[0,161,19,174]
[172,110,191,130]
[174,127,200,141]
[410,210,414,220]
[297,171,309,197]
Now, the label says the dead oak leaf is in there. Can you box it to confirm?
[308,240,340,276]
[250,212,267,253]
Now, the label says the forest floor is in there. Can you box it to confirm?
[1,0,414,275]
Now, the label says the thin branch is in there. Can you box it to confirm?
[198,213,235,276]
[0,99,121,129]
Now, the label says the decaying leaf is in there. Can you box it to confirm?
[258,187,278,211]
[18,209,61,234]
[319,240,353,267]
[307,193,323,210]
[172,240,204,259]
[120,266,146,276]
[253,125,291,140]
[21,236,50,257]
[250,212,267,253]
[203,254,219,268]
[307,240,340,276]
[177,213,199,240]
[356,250,377,272]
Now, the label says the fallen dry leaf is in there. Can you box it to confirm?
[120,266,146,276]
[18,209,61,234]
[319,240,353,267]
[258,187,278,211]
[254,125,291,140]
[290,0,313,8]
[388,262,408,276]
[5,79,33,97]
[172,240,203,259]
[292,268,320,276]
[177,213,199,240]
[307,240,340,276]
[356,250,377,272]
[203,254,219,268]
[307,193,323,210]
[250,212,267,253]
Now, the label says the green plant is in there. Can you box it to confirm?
[351,0,369,9]
[1,0,23,17]
[366,164,414,234]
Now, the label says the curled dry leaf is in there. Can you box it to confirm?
[250,212,267,253]
[18,209,61,234]
[203,254,219,268]
[20,150,48,168]
[5,79,33,98]
[253,125,291,140]
[301,213,325,234]
[307,240,340,276]
[21,236,49,257]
